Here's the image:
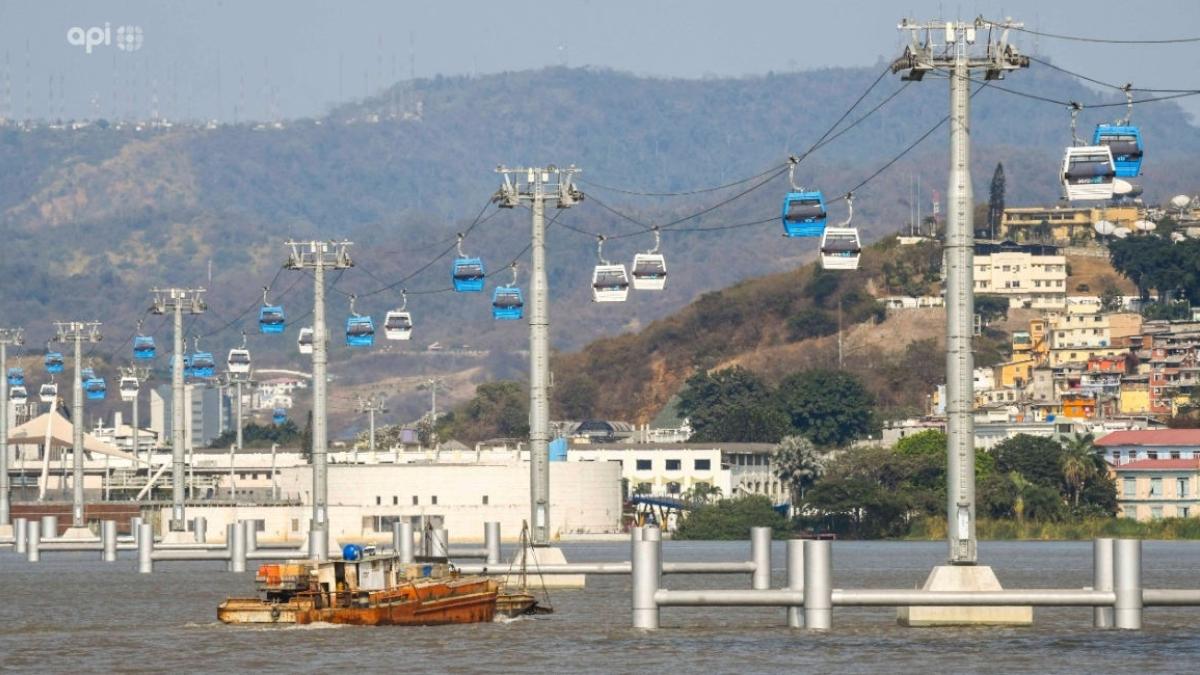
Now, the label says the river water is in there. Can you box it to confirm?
[2,540,1198,673]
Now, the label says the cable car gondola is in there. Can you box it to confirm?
[492,264,525,320]
[272,408,287,425]
[188,338,215,378]
[7,367,24,387]
[84,377,107,401]
[819,193,862,271]
[44,348,64,374]
[451,233,485,293]
[10,385,27,403]
[592,236,630,303]
[39,381,57,404]
[1062,103,1116,201]
[1092,85,1143,178]
[119,376,139,403]
[384,291,414,341]
[345,295,375,347]
[258,286,286,334]
[781,158,827,237]
[227,332,251,374]
[630,227,667,291]
[298,327,314,355]
[133,320,156,360]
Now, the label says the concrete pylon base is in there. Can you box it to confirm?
[898,565,1034,626]
[161,529,196,544]
[501,546,585,589]
[59,527,95,540]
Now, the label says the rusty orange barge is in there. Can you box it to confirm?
[219,553,506,626]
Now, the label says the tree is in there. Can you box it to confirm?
[772,435,823,507]
[801,446,940,538]
[1060,433,1098,507]
[992,434,1064,489]
[777,369,876,447]
[974,294,1009,325]
[987,162,1005,238]
[553,372,599,420]
[300,410,313,461]
[673,495,789,540]
[677,367,788,443]
[786,307,837,341]
[437,381,530,445]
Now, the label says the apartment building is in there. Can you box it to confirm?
[973,242,1067,310]
[1115,458,1200,521]
[999,205,1140,244]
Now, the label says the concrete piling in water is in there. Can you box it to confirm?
[230,521,247,573]
[787,539,805,628]
[632,526,662,630]
[137,523,153,573]
[26,520,40,562]
[1093,537,1115,629]
[484,522,501,565]
[803,540,832,631]
[192,517,207,543]
[13,517,26,554]
[751,526,772,590]
[431,528,450,558]
[1114,538,1142,630]
[244,523,258,553]
[40,515,58,540]
[101,520,117,562]
[130,516,143,543]
[394,521,414,563]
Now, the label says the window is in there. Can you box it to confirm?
[291,518,300,532]
[482,495,489,505]
[636,482,652,494]
[1182,507,1191,519]
[665,459,681,471]
[375,496,381,505]
[1150,477,1163,497]
[1151,506,1163,520]
[392,496,398,505]
[635,459,652,471]
[1178,478,1190,498]
[412,495,419,505]
[432,495,438,505]
[1123,477,1136,498]
[694,459,711,471]
[666,482,681,494]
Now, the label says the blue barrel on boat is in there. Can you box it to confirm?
[342,544,363,561]
[421,564,433,577]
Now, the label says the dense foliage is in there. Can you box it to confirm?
[209,420,302,449]
[672,495,789,540]
[676,367,876,446]
[1108,236,1200,305]
[436,381,530,445]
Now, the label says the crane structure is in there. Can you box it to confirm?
[494,165,583,546]
[151,288,206,532]
[285,240,353,560]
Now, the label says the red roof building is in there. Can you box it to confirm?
[1096,429,1200,466]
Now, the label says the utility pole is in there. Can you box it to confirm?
[494,164,583,546]
[54,321,101,529]
[354,393,387,462]
[0,327,24,527]
[151,288,206,531]
[892,17,1028,565]
[223,370,254,499]
[120,365,151,467]
[417,377,443,450]
[286,240,353,560]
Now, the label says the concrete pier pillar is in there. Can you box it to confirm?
[245,522,258,553]
[40,515,58,539]
[101,520,117,562]
[786,539,805,628]
[192,517,207,543]
[803,539,832,631]
[1114,538,1142,630]
[395,521,414,563]
[13,517,26,554]
[137,522,153,573]
[431,528,449,558]
[228,522,247,573]
[632,526,661,630]
[751,526,772,590]
[1093,537,1115,629]
[130,516,143,543]
[26,520,40,563]
[484,522,501,565]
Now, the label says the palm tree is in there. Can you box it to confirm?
[1060,433,1098,507]
[772,435,823,513]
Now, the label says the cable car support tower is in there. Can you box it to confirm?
[891,17,1031,625]
[0,327,24,530]
[53,321,102,533]
[494,165,583,546]
[151,288,206,533]
[285,240,353,560]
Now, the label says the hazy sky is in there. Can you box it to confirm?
[1,0,1197,121]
